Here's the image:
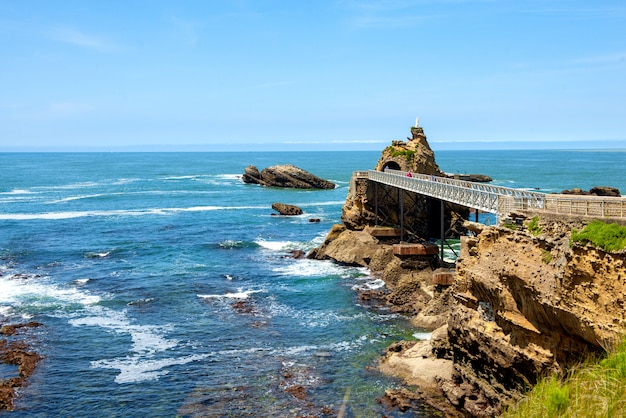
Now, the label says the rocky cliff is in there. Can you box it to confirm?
[434,214,626,415]
[309,123,626,416]
[313,212,626,416]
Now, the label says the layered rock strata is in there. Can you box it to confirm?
[242,164,335,189]
[313,214,626,416]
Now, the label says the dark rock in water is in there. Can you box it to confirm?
[590,186,621,197]
[242,165,262,183]
[287,249,305,259]
[466,174,492,183]
[308,218,321,223]
[561,186,621,197]
[561,188,586,195]
[242,164,335,189]
[272,202,303,216]
[0,322,42,336]
[0,336,42,410]
[446,173,492,183]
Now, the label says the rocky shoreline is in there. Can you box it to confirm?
[307,125,626,416]
[0,321,42,411]
[310,208,626,416]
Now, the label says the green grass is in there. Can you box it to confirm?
[528,216,542,236]
[390,148,415,159]
[571,220,626,252]
[503,338,626,418]
[541,249,552,264]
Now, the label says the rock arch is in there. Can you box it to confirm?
[380,160,402,172]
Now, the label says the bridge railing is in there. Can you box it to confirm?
[364,169,626,220]
[368,170,547,215]
[542,194,626,218]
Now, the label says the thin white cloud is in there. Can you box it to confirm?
[47,27,123,52]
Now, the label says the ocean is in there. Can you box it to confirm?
[0,149,624,417]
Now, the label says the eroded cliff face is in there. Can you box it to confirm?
[311,124,626,416]
[382,215,626,416]
[314,213,626,416]
[373,127,442,174]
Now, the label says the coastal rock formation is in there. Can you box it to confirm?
[342,127,445,234]
[374,127,443,174]
[242,164,335,189]
[271,202,303,216]
[446,173,493,183]
[561,186,621,197]
[310,122,626,416]
[314,212,626,416]
[340,126,471,237]
[0,322,43,411]
[380,214,626,416]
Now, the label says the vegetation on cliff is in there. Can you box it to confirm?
[571,220,626,252]
[504,337,626,418]
[384,146,416,160]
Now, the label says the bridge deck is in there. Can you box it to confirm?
[366,170,626,220]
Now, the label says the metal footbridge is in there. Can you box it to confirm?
[365,169,626,220]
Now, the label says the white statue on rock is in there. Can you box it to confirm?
[415,117,419,127]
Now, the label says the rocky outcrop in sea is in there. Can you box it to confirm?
[271,202,303,216]
[242,164,335,189]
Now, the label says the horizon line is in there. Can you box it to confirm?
[1,139,625,153]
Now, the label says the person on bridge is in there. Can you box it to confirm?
[406,172,412,178]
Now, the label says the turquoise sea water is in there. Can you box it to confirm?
[0,150,624,417]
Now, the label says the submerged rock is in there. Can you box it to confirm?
[242,164,335,189]
[0,331,42,411]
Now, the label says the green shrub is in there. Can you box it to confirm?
[390,149,415,159]
[541,249,552,264]
[570,220,626,252]
[528,216,542,236]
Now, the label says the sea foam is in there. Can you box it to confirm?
[197,289,264,300]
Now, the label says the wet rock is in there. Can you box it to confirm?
[284,384,307,401]
[231,300,257,315]
[287,249,305,259]
[0,338,42,411]
[243,164,335,189]
[272,203,303,216]
[0,322,42,336]
[589,186,621,197]
[561,186,621,196]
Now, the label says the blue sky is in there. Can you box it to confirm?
[1,0,625,151]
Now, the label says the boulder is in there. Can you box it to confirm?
[242,164,335,189]
[560,186,621,196]
[590,186,621,197]
[310,229,380,267]
[242,165,262,184]
[271,202,303,216]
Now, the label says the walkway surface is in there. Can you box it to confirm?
[365,169,626,220]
